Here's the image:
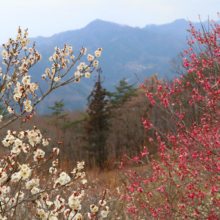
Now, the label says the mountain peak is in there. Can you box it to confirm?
[84,19,131,31]
[85,19,116,28]
[173,18,188,24]
[88,19,106,24]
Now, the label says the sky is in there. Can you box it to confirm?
[0,0,219,44]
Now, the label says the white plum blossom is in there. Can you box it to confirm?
[13,93,22,101]
[45,68,50,74]
[20,168,31,180]
[55,172,71,186]
[99,200,107,206]
[31,187,40,195]
[11,146,21,155]
[25,105,33,112]
[87,54,94,62]
[53,147,59,155]
[27,129,42,146]
[42,138,49,146]
[101,209,109,218]
[77,161,85,171]
[81,179,87,185]
[77,65,83,71]
[22,76,31,85]
[0,28,107,219]
[1,50,8,57]
[52,159,59,167]
[14,138,22,147]
[73,213,83,220]
[75,71,80,77]
[11,172,22,183]
[95,50,101,57]
[54,76,61,82]
[81,47,87,55]
[68,192,83,210]
[24,100,31,106]
[29,82,38,93]
[49,167,57,174]
[15,191,24,201]
[26,178,39,189]
[93,60,98,68]
[7,106,14,114]
[34,149,45,161]
[0,169,8,184]
[85,72,91,78]
[18,131,24,139]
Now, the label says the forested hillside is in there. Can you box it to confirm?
[1,18,213,113]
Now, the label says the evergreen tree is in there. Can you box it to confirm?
[46,99,68,167]
[105,78,138,160]
[47,99,67,127]
[83,68,111,168]
[107,77,138,108]
[65,112,88,129]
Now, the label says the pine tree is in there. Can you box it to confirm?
[46,99,68,167]
[83,68,111,168]
[107,77,138,108]
[47,99,67,127]
[105,78,138,160]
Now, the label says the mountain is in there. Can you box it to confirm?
[144,19,193,37]
[144,18,220,37]
[0,19,211,113]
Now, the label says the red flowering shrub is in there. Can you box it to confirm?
[119,18,220,219]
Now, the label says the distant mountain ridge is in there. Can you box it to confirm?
[144,18,220,36]
[0,18,214,113]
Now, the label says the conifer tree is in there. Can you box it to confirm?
[106,78,138,159]
[107,77,138,108]
[46,99,68,167]
[83,68,111,168]
[47,99,68,127]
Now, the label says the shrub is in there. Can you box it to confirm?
[120,18,220,219]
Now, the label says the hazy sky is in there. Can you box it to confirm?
[0,0,219,44]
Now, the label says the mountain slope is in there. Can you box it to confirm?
[0,19,210,113]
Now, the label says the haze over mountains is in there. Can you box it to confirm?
[1,18,214,113]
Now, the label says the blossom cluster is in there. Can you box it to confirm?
[0,127,109,219]
[0,28,109,219]
[0,27,102,129]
